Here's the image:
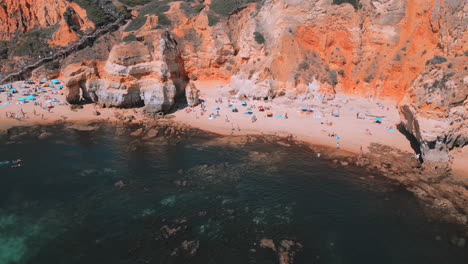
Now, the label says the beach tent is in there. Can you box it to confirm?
[51,79,60,84]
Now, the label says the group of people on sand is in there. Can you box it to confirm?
[0,79,65,122]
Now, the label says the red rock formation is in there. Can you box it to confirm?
[0,0,94,46]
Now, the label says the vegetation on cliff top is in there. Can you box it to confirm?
[123,34,138,42]
[139,0,171,16]
[12,26,58,57]
[180,2,205,17]
[70,0,115,27]
[118,0,152,7]
[210,0,261,16]
[124,16,148,31]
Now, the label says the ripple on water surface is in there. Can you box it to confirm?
[0,124,467,264]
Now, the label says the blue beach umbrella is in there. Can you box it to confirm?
[58,85,64,88]
[375,117,383,121]
[241,101,247,105]
[4,84,11,87]
[18,97,26,101]
[51,79,60,84]
[28,95,35,100]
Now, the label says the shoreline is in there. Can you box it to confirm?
[2,117,468,228]
[1,80,467,227]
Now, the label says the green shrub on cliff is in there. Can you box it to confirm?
[210,0,261,17]
[71,0,114,27]
[124,16,148,31]
[332,0,360,10]
[0,40,9,59]
[208,14,220,26]
[12,27,57,57]
[427,55,447,65]
[180,3,205,17]
[139,0,171,16]
[158,14,172,26]
[123,34,138,42]
[254,31,265,44]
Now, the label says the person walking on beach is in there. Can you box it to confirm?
[336,142,340,149]
[285,112,288,119]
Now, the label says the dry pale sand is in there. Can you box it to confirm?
[173,81,414,155]
[0,81,146,130]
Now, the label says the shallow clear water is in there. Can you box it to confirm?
[0,125,466,264]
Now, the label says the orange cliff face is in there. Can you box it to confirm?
[54,0,465,101]
[0,0,94,46]
[264,0,460,101]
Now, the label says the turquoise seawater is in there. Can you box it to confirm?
[0,124,466,264]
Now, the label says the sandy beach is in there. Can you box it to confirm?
[1,80,466,177]
[173,81,414,155]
